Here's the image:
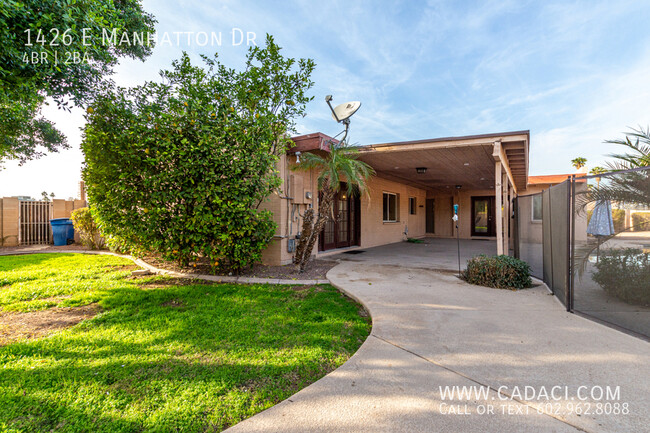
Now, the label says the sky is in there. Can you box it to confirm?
[2,0,650,199]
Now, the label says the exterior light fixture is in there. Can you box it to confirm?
[464,162,470,166]
[416,167,427,174]
[455,185,462,190]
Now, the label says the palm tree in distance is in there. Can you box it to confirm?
[292,142,375,272]
[589,166,607,187]
[572,157,587,170]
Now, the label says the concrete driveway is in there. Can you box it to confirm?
[227,256,649,432]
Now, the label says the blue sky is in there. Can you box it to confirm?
[2,0,650,199]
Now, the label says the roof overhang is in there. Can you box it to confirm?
[357,131,529,193]
[289,132,336,153]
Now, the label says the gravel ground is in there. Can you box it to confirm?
[143,254,338,280]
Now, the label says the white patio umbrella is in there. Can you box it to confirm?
[587,199,616,262]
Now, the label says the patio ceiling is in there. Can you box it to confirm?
[357,131,529,193]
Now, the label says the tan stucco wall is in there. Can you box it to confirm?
[259,156,429,265]
[517,194,543,244]
[259,153,320,265]
[357,176,427,249]
[0,198,86,246]
[518,183,588,244]
[0,197,19,246]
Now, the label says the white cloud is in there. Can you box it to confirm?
[531,54,650,175]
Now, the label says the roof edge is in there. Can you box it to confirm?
[364,130,530,149]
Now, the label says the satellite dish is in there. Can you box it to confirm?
[324,95,361,147]
[331,101,361,122]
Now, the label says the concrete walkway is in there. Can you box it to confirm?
[227,261,650,433]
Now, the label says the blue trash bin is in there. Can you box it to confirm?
[50,218,74,246]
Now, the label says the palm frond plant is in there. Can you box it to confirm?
[578,126,650,210]
[292,142,375,272]
[574,127,650,277]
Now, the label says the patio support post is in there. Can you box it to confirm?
[495,160,504,255]
[503,170,509,255]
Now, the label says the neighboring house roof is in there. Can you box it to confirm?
[528,174,585,185]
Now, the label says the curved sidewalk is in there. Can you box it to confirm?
[226,261,649,433]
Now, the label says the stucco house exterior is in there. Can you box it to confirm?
[260,130,531,265]
[516,173,589,246]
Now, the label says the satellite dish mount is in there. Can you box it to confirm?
[325,95,361,146]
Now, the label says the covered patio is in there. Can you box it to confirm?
[328,238,497,272]
[356,131,529,256]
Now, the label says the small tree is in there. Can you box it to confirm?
[292,143,375,272]
[82,36,314,272]
[1,0,156,165]
[40,191,54,202]
[70,207,104,249]
[571,157,587,170]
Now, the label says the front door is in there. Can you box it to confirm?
[425,199,435,233]
[320,185,360,251]
[471,196,496,237]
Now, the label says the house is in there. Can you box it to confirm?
[259,130,531,265]
[517,173,588,246]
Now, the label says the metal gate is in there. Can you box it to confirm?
[19,200,53,245]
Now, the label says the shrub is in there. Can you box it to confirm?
[81,36,314,272]
[612,208,626,232]
[70,207,104,249]
[463,255,532,290]
[631,212,650,231]
[592,248,650,305]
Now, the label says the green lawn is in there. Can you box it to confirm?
[0,254,370,432]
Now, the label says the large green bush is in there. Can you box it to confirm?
[81,36,314,272]
[592,248,650,305]
[463,255,532,290]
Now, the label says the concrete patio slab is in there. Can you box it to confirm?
[328,238,498,272]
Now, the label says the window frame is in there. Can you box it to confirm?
[409,197,417,215]
[383,192,399,223]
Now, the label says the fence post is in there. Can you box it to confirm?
[565,177,573,311]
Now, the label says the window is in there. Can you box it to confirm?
[532,194,542,221]
[383,192,399,222]
[409,197,416,215]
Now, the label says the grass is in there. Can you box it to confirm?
[0,254,371,432]
[0,254,138,312]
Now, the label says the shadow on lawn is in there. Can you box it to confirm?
[0,281,370,432]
